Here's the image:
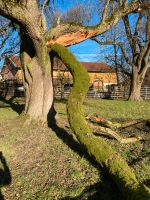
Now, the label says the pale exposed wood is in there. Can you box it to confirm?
[45,1,150,47]
[46,28,99,46]
[89,123,140,143]
[87,114,146,129]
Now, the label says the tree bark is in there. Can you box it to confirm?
[20,32,53,122]
[51,43,150,200]
[128,65,143,101]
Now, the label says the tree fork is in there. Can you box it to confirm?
[51,43,150,200]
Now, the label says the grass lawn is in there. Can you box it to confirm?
[55,98,150,121]
[0,98,150,199]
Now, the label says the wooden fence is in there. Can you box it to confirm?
[54,86,150,100]
[0,82,150,100]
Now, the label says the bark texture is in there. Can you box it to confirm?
[0,0,54,122]
[51,43,150,200]
[123,15,150,101]
[128,66,143,101]
[20,33,53,121]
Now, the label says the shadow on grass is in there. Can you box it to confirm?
[49,109,122,200]
[0,152,12,200]
[0,97,24,115]
[60,181,122,200]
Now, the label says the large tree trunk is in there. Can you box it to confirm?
[128,66,143,101]
[20,32,53,122]
[51,43,150,200]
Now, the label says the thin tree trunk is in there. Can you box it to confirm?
[128,66,142,101]
[51,43,150,200]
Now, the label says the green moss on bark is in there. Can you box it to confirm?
[51,43,150,200]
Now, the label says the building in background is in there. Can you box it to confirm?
[0,56,22,84]
[53,58,117,91]
[0,56,23,98]
[0,56,118,92]
[0,56,149,99]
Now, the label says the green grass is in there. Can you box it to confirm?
[84,99,150,121]
[0,98,150,199]
[0,101,19,119]
[55,99,150,121]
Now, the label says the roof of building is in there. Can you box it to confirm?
[81,62,115,73]
[7,55,21,69]
[53,59,115,73]
[2,55,115,73]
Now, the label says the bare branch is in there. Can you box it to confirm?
[45,1,150,47]
[134,14,143,35]
[0,22,11,34]
[138,40,150,71]
[123,16,134,48]
[91,37,132,65]
[102,0,110,22]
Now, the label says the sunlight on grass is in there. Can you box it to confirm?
[0,107,19,119]
[0,101,19,119]
[55,98,150,121]
[0,98,149,199]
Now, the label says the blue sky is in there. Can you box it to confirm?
[54,0,103,62]
[69,39,113,62]
[0,1,138,69]
[0,0,107,69]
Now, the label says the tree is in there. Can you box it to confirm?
[92,11,150,101]
[0,0,150,199]
[123,13,150,101]
[0,0,148,120]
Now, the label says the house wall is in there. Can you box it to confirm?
[53,70,117,90]
[89,72,117,90]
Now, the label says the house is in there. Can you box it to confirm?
[0,55,117,92]
[53,58,117,91]
[0,55,22,84]
[0,56,23,98]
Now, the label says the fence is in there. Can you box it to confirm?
[54,86,150,100]
[141,87,150,100]
[0,81,24,98]
[0,82,150,100]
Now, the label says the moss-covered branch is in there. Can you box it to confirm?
[51,43,150,200]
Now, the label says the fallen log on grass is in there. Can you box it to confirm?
[87,114,146,129]
[89,123,141,144]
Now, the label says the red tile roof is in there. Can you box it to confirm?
[81,62,115,73]
[5,56,115,73]
[53,59,115,73]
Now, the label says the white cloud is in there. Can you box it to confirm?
[74,53,98,62]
